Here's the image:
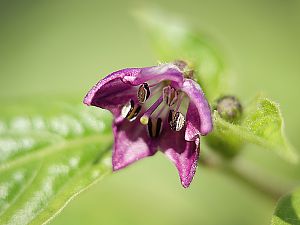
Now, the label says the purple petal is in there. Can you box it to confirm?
[83,68,141,116]
[83,64,185,116]
[112,119,157,171]
[185,102,201,141]
[181,79,213,136]
[159,126,200,188]
[124,63,184,88]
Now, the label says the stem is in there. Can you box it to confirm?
[200,155,286,201]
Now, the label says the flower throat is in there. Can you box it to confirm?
[121,82,186,138]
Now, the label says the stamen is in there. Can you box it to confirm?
[168,110,185,131]
[137,83,150,104]
[140,96,163,125]
[121,100,134,118]
[175,93,184,111]
[121,100,142,122]
[170,90,179,106]
[128,105,142,121]
[163,86,178,107]
[147,117,163,138]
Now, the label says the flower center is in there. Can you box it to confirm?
[121,82,186,138]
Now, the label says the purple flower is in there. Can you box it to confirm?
[83,62,213,188]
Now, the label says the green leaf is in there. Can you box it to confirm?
[209,97,298,163]
[0,102,113,225]
[135,8,228,101]
[271,187,300,225]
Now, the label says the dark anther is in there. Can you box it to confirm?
[147,118,162,138]
[121,99,141,122]
[168,110,185,131]
[163,87,178,106]
[137,83,150,104]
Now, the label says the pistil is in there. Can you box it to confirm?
[140,95,163,125]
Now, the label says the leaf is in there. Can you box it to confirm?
[209,97,298,163]
[271,187,300,225]
[0,102,113,225]
[135,8,228,101]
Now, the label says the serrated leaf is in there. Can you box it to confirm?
[210,97,298,163]
[271,187,300,225]
[135,8,228,101]
[0,102,113,225]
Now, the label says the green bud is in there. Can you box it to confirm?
[215,96,242,123]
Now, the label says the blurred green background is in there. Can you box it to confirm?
[0,0,300,225]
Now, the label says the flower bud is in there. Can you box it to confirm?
[215,96,242,123]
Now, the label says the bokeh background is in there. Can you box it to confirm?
[0,0,300,225]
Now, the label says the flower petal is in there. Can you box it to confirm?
[181,79,213,136]
[123,63,184,88]
[83,64,185,116]
[185,101,201,141]
[83,68,142,116]
[159,126,200,188]
[112,119,157,171]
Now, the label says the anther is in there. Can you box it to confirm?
[121,100,142,122]
[163,86,178,106]
[168,110,185,131]
[137,83,150,104]
[147,117,163,138]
